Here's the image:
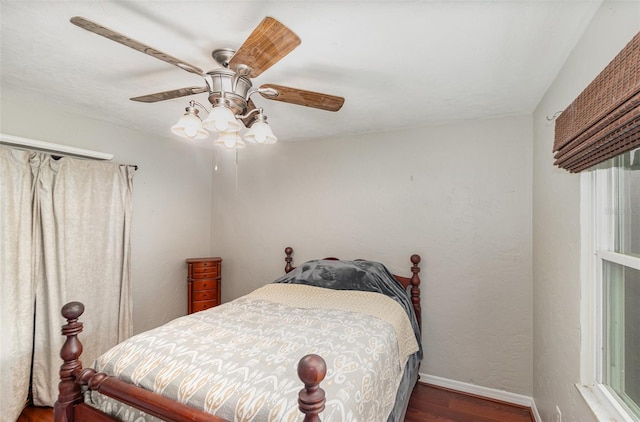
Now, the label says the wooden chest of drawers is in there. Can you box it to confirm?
[186,257,222,314]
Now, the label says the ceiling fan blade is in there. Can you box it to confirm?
[228,17,301,78]
[130,86,209,103]
[259,84,344,112]
[241,99,259,127]
[70,16,204,76]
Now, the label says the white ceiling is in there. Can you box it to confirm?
[1,1,602,142]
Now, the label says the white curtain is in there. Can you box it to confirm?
[0,148,37,421]
[0,146,134,414]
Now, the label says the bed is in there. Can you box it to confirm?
[54,247,423,422]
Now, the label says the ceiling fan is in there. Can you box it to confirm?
[70,16,344,143]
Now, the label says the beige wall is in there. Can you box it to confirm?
[1,89,215,334]
[212,115,534,395]
[532,1,640,420]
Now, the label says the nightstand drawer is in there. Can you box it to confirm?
[191,300,217,312]
[192,290,217,301]
[191,270,219,279]
[192,263,219,272]
[193,260,217,267]
[192,280,217,291]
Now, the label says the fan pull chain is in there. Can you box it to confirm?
[235,147,239,198]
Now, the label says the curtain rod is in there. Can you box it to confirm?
[0,133,114,160]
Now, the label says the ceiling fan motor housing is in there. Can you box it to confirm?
[206,69,252,115]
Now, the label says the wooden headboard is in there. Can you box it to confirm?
[283,246,422,330]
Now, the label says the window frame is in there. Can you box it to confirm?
[580,160,640,422]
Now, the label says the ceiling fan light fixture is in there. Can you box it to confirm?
[215,131,246,149]
[171,105,209,139]
[244,113,277,144]
[202,102,242,133]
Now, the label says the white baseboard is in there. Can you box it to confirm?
[421,373,541,421]
[531,400,542,422]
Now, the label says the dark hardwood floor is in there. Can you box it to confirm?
[18,382,534,422]
[406,383,533,422]
[15,406,52,422]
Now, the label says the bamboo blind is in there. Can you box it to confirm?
[554,31,640,173]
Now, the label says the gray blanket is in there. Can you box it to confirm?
[274,259,423,359]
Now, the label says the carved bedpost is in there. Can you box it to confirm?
[410,254,422,330]
[285,246,294,273]
[54,302,85,422]
[297,354,326,422]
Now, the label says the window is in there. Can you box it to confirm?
[584,147,640,421]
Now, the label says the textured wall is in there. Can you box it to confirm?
[212,115,533,395]
[532,1,640,420]
[0,89,214,334]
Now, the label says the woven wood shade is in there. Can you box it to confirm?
[554,31,640,173]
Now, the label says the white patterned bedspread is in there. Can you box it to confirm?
[87,284,419,422]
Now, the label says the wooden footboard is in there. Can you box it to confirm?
[54,302,327,422]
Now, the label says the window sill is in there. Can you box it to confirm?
[576,383,637,422]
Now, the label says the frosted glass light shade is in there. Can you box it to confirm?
[215,131,246,149]
[202,105,242,133]
[171,112,209,139]
[244,120,277,144]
